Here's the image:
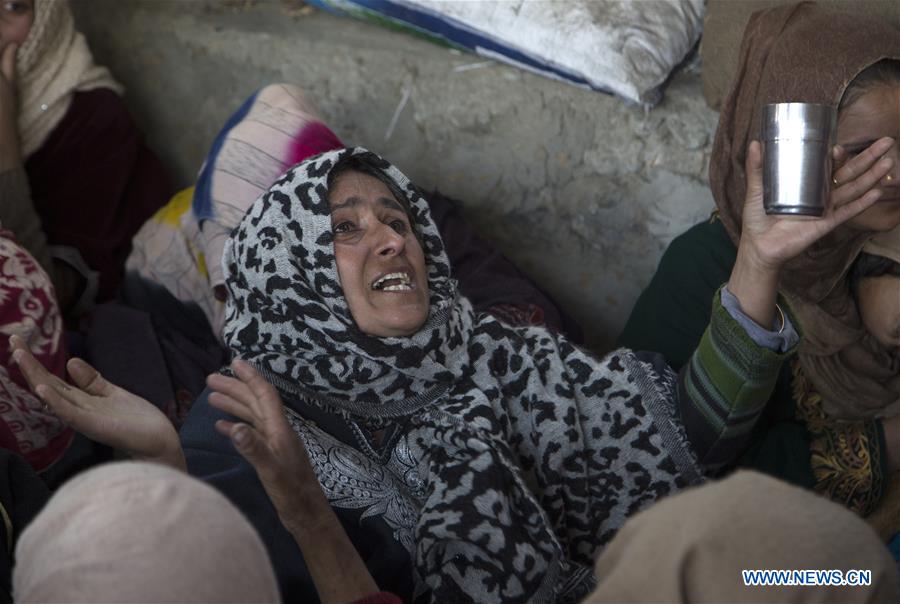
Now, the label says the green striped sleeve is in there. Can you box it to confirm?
[678,286,797,473]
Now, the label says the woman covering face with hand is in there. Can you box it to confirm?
[12,138,884,601]
[620,2,900,520]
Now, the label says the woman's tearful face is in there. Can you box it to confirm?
[329,170,430,337]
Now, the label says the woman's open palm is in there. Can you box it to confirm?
[9,335,183,468]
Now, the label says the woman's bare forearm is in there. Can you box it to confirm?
[728,238,781,329]
[143,438,187,472]
[284,493,379,604]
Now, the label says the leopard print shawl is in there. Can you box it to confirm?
[222,148,703,602]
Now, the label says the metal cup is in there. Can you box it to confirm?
[761,103,837,216]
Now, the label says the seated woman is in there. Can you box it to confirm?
[10,136,886,601]
[0,0,171,313]
[619,3,900,518]
[120,83,576,425]
[0,0,171,476]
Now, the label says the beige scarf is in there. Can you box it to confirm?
[586,471,900,603]
[13,461,280,603]
[15,0,122,157]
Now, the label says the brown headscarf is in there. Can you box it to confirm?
[709,2,900,418]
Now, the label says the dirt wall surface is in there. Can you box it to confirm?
[72,0,719,351]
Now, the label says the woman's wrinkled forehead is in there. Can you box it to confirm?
[327,171,406,216]
[231,147,451,275]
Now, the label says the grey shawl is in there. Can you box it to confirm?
[222,148,703,602]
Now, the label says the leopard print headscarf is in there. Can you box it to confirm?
[223,148,703,602]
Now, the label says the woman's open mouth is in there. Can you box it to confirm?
[371,271,414,292]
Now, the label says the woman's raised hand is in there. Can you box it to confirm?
[207,360,325,535]
[9,335,185,470]
[729,137,893,328]
[738,137,893,271]
[207,361,380,602]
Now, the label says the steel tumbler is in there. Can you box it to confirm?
[761,103,837,216]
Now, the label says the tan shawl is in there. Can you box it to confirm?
[586,471,900,603]
[709,1,900,418]
[13,461,280,603]
[15,0,122,157]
